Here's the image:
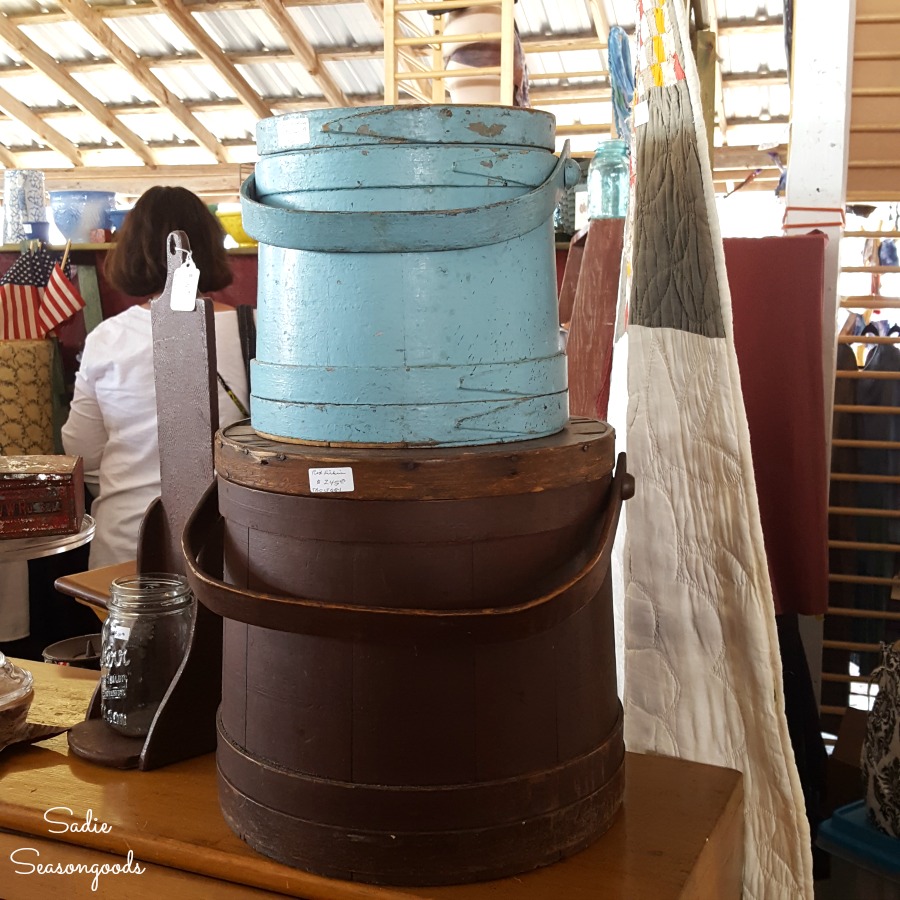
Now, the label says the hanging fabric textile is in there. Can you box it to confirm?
[608,25,635,144]
[621,1,813,897]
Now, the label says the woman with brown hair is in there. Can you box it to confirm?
[62,186,251,569]
[103,185,234,298]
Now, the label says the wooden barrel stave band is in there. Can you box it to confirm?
[216,704,624,831]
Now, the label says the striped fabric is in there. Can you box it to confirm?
[39,263,85,335]
[0,249,84,339]
[0,283,42,339]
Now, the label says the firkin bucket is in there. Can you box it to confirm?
[184,418,632,885]
[241,105,581,447]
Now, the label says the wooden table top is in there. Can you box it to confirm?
[53,560,136,619]
[0,661,743,900]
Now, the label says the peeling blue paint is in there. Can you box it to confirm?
[246,105,574,446]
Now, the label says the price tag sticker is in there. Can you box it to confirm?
[277,115,310,147]
[112,624,130,641]
[308,466,355,493]
[633,100,650,129]
[170,254,200,311]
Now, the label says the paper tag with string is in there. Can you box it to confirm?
[170,251,200,311]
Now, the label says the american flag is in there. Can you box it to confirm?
[39,263,85,335]
[0,248,82,340]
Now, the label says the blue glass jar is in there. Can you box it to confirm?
[587,139,630,220]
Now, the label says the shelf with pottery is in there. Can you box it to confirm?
[0,242,109,253]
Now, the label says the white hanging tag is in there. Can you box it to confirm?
[170,253,200,311]
[633,100,650,129]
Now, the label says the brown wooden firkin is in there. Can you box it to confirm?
[184,417,631,886]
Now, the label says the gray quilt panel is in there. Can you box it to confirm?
[629,78,725,338]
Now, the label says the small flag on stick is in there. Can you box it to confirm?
[0,244,84,339]
[39,263,85,335]
[0,250,49,339]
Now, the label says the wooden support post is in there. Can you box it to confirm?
[786,0,856,704]
[384,0,397,102]
[500,0,515,105]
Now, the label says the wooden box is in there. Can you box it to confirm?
[0,455,84,539]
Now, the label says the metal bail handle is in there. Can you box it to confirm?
[241,141,580,253]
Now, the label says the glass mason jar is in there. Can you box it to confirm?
[587,139,630,220]
[553,187,577,240]
[100,573,194,738]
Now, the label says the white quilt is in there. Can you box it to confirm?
[621,2,814,898]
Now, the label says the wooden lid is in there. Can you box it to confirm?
[0,455,82,478]
[216,418,615,501]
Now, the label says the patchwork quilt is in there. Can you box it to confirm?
[622,2,814,897]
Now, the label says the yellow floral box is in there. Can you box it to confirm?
[0,339,54,456]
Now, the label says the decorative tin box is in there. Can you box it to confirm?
[0,455,84,539]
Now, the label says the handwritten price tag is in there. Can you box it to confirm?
[308,466,354,493]
[170,254,200,311]
[277,115,310,147]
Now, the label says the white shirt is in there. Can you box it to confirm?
[61,303,250,569]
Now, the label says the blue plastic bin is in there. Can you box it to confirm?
[817,800,900,899]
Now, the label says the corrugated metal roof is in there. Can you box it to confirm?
[719,30,786,75]
[152,64,235,105]
[519,0,594,35]
[195,9,283,54]
[107,13,196,57]
[289,3,384,47]
[0,0,795,199]
[239,60,324,100]
[0,0,58,16]
[18,19,107,61]
[718,0,782,18]
[326,58,385,97]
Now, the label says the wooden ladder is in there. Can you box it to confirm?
[821,224,900,742]
[383,0,517,105]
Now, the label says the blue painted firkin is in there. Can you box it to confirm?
[242,105,580,446]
